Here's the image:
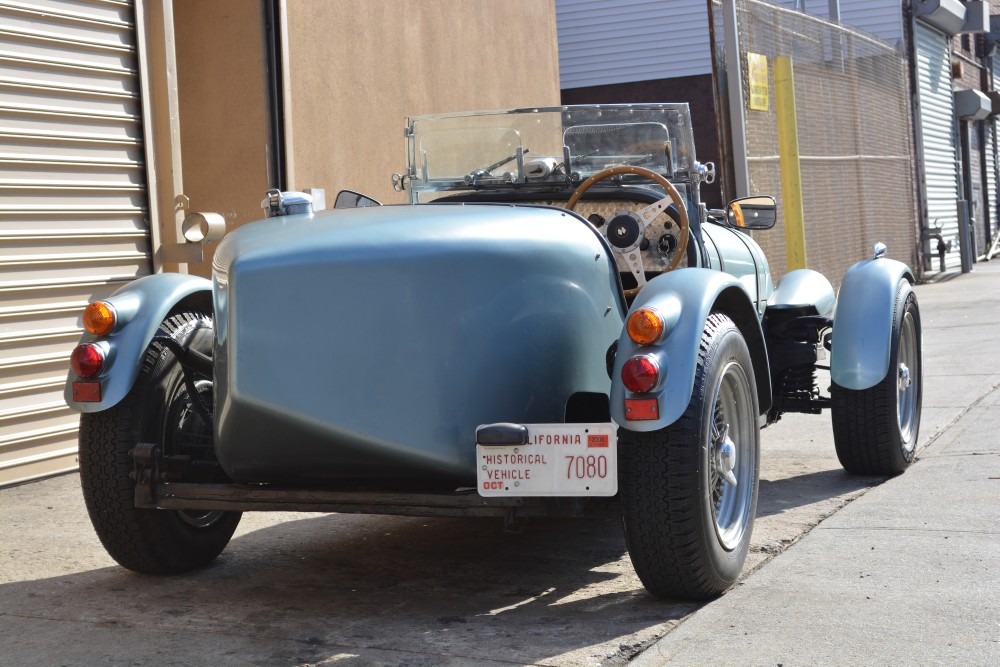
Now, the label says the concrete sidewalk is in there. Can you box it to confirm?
[633,262,1000,665]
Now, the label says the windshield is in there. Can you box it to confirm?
[405,105,697,202]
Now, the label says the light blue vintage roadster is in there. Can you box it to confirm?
[65,105,921,600]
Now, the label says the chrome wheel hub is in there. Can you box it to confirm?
[714,423,738,487]
[898,363,911,391]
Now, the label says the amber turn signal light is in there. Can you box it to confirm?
[83,301,116,336]
[627,308,665,345]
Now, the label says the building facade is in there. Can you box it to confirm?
[0,0,560,487]
[557,0,1000,277]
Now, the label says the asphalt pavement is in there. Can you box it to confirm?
[633,261,1000,665]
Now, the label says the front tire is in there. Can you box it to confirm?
[619,313,760,600]
[78,310,241,574]
[832,280,922,475]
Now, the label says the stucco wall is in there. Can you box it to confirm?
[284,0,561,204]
[174,0,272,277]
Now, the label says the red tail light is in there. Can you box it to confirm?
[621,355,660,393]
[70,344,105,379]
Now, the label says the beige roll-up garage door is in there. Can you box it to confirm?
[0,0,151,486]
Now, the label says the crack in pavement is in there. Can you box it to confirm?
[814,526,998,535]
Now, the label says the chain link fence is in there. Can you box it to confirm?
[711,0,919,283]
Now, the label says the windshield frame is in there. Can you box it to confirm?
[404,104,698,204]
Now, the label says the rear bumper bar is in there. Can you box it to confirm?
[132,443,591,519]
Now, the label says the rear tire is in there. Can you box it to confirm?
[78,310,241,574]
[832,281,922,475]
[619,313,760,600]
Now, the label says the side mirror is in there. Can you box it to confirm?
[727,195,776,230]
[334,190,382,209]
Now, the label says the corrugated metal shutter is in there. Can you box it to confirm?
[834,0,903,43]
[556,0,713,89]
[914,20,961,272]
[985,121,997,249]
[0,0,151,486]
[775,0,903,44]
[991,64,1000,248]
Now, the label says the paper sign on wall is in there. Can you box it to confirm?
[747,52,769,111]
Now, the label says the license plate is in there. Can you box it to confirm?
[476,423,617,497]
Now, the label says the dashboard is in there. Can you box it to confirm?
[523,198,687,274]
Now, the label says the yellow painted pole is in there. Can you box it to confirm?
[774,56,807,270]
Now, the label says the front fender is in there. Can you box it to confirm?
[64,273,212,413]
[831,258,915,390]
[611,268,770,431]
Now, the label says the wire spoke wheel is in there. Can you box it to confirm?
[78,310,241,574]
[832,280,922,475]
[166,377,226,529]
[709,362,755,551]
[619,313,759,600]
[897,310,919,449]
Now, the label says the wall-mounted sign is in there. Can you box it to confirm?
[747,52,769,111]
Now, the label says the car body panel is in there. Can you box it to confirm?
[211,203,626,484]
[830,257,915,390]
[767,269,836,318]
[702,222,775,316]
[609,268,768,430]
[64,273,212,412]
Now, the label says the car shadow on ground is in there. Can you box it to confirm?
[1,507,697,666]
[756,468,882,519]
[2,467,886,665]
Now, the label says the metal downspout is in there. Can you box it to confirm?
[263,0,287,190]
[977,116,991,250]
[959,121,974,272]
[278,0,295,190]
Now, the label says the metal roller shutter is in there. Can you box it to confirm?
[914,21,961,272]
[556,0,713,87]
[985,120,997,252]
[990,63,1000,250]
[0,0,151,486]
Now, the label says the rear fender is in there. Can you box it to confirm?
[64,273,213,413]
[610,268,771,431]
[831,258,915,390]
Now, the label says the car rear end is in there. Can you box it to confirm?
[211,203,625,488]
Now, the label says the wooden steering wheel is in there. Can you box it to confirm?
[565,165,690,298]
